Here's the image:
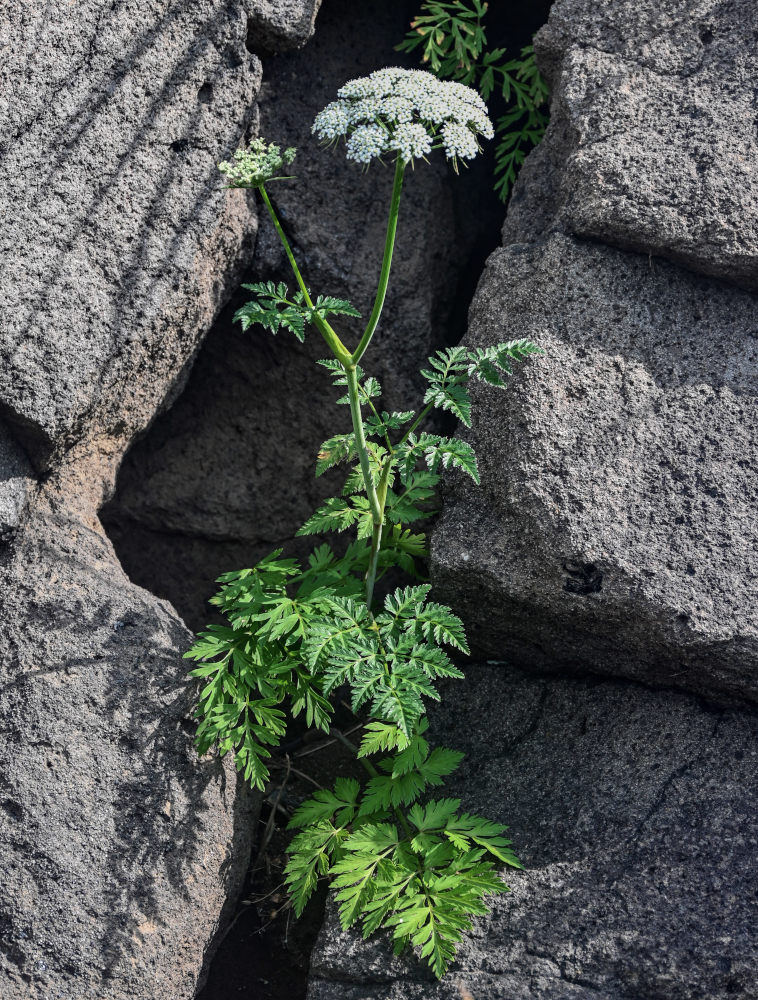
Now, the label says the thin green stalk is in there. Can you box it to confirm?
[351,158,405,366]
[346,365,382,527]
[398,402,433,448]
[258,184,352,366]
[364,461,393,608]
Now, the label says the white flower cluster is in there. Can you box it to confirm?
[312,67,493,166]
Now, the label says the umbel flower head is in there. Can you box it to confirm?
[218,138,296,188]
[312,67,493,168]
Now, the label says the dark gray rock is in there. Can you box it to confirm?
[0,495,257,1000]
[0,1,292,996]
[525,0,758,290]
[308,666,758,1000]
[0,0,261,467]
[245,0,323,52]
[0,422,32,542]
[432,233,758,702]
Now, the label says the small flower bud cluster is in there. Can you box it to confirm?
[218,139,296,188]
[312,67,493,167]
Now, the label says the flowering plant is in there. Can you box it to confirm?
[190,69,541,977]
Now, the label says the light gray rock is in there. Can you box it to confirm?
[0,422,33,542]
[0,496,257,1000]
[431,0,758,703]
[0,0,261,466]
[308,666,758,1000]
[523,0,758,290]
[244,0,323,51]
[432,233,758,702]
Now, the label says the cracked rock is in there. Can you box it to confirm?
[431,0,758,704]
[307,666,758,1000]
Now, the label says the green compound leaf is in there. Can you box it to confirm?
[316,433,357,476]
[297,495,372,536]
[288,776,361,830]
[284,820,351,917]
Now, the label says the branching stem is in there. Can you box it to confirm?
[258,184,352,366]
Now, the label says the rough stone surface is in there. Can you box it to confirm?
[0,0,261,467]
[522,0,758,290]
[0,422,33,542]
[103,0,501,629]
[431,0,758,704]
[245,0,323,52]
[0,498,256,1000]
[0,1,282,997]
[308,666,758,1000]
[433,233,758,702]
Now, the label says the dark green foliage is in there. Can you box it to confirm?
[397,2,550,201]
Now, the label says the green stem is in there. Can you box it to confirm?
[346,366,382,523]
[398,402,433,448]
[364,461,393,608]
[351,158,405,366]
[258,184,352,366]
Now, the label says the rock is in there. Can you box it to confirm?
[0,497,257,1000]
[0,0,261,468]
[245,0,323,52]
[431,0,758,704]
[433,233,758,702]
[525,0,758,290]
[307,666,758,1000]
[0,1,289,996]
[103,0,502,629]
[0,422,33,543]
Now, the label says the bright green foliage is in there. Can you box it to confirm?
[397,3,550,201]
[189,112,542,978]
[235,282,360,342]
[284,729,521,976]
[421,340,543,427]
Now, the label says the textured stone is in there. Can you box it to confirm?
[0,422,33,542]
[245,0,323,52]
[0,496,257,1000]
[0,0,261,466]
[523,0,758,290]
[0,2,282,996]
[432,233,758,702]
[103,0,500,629]
[308,666,758,1000]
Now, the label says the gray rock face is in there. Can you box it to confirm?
[434,233,758,702]
[308,666,758,1000]
[0,501,256,1000]
[0,422,33,542]
[103,0,499,629]
[0,1,283,996]
[245,0,323,52]
[527,0,758,290]
[0,0,261,467]
[431,0,758,703]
